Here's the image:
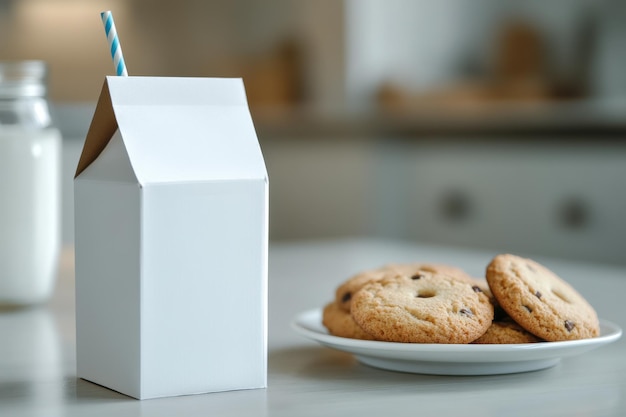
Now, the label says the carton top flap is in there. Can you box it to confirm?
[75,80,118,178]
[76,129,138,183]
[76,76,267,184]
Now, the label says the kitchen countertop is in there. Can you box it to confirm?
[250,100,626,140]
[53,100,626,144]
[1,239,624,417]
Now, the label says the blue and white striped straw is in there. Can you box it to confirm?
[101,11,128,76]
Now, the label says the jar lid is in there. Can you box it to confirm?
[0,61,48,98]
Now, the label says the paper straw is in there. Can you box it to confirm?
[101,11,128,76]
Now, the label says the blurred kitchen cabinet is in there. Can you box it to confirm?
[375,139,626,265]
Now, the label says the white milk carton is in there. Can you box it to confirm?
[74,76,268,400]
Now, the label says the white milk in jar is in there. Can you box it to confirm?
[0,61,61,307]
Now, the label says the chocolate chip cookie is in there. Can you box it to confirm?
[335,263,475,313]
[472,317,543,344]
[351,272,494,343]
[486,254,600,341]
[322,301,376,340]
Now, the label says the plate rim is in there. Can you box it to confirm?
[291,308,623,354]
[292,308,622,375]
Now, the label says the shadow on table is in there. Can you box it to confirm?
[268,345,558,392]
[67,377,136,402]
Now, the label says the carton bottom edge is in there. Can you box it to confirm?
[77,376,267,401]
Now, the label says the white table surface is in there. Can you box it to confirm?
[1,239,625,417]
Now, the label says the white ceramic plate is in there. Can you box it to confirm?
[291,308,622,376]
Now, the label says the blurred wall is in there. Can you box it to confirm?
[0,0,345,110]
[345,0,618,108]
[3,0,626,265]
[2,1,626,106]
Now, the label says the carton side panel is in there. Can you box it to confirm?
[140,180,267,398]
[74,178,141,398]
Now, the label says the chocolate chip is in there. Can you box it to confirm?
[522,305,533,313]
[472,285,482,293]
[565,320,575,332]
[535,291,542,299]
[341,292,352,303]
[459,308,473,317]
[411,274,424,280]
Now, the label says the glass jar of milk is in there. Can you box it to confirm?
[0,61,61,307]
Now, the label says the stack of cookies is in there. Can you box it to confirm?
[322,254,600,344]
